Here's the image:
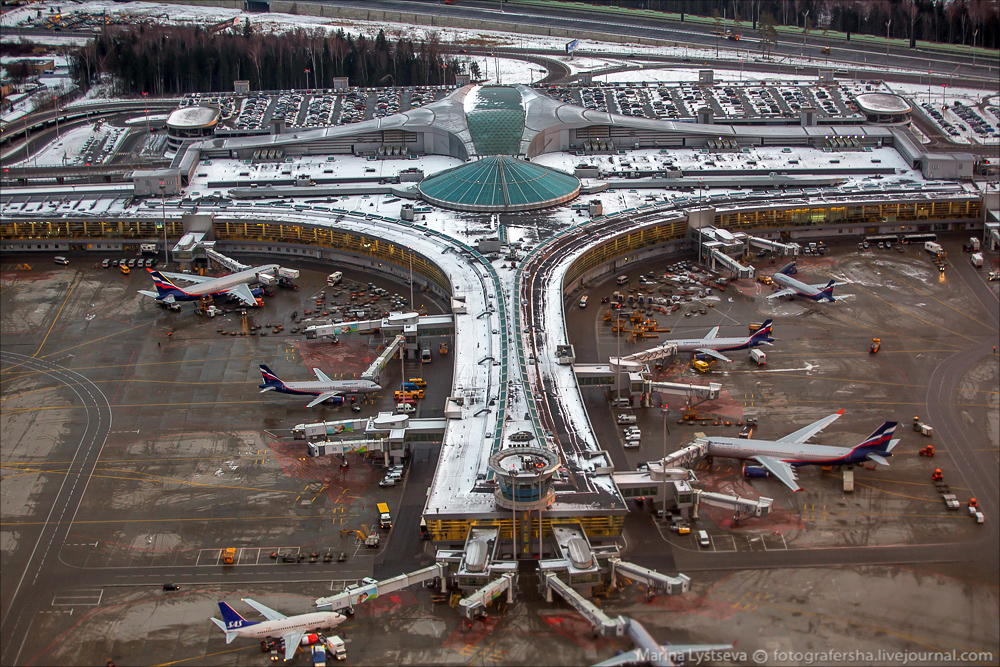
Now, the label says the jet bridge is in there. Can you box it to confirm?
[659,439,711,468]
[708,248,754,279]
[457,572,517,620]
[541,573,628,636]
[695,490,773,521]
[315,564,446,612]
[748,236,800,256]
[361,334,404,382]
[206,248,250,273]
[609,559,691,596]
[609,343,678,368]
[646,380,721,401]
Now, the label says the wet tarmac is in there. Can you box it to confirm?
[2,239,998,666]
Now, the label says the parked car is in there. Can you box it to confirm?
[162,582,180,591]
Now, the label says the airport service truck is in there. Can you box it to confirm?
[971,252,984,268]
[924,241,945,256]
[377,502,392,530]
[325,636,347,661]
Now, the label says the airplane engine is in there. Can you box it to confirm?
[300,633,320,646]
[742,465,770,479]
[327,396,345,405]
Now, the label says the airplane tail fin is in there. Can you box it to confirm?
[148,270,180,298]
[777,261,797,276]
[217,601,257,631]
[210,617,242,644]
[852,421,898,454]
[750,319,774,343]
[258,364,285,392]
[819,280,836,302]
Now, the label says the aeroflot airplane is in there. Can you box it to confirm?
[138,266,278,306]
[703,410,899,492]
[259,364,381,408]
[767,261,848,302]
[669,319,774,363]
[211,598,344,661]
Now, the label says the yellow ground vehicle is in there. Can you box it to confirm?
[870,338,881,353]
[222,547,236,564]
[756,275,772,285]
[377,502,392,529]
[407,377,427,387]
[120,264,130,275]
[691,359,711,373]
[439,342,449,355]
[394,389,424,400]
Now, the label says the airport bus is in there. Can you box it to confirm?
[901,233,937,244]
[864,234,898,244]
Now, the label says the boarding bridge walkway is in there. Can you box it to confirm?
[541,573,627,636]
[362,334,404,382]
[659,440,710,469]
[206,248,250,273]
[303,312,454,339]
[457,572,516,619]
[609,559,691,596]
[748,237,800,256]
[609,343,678,368]
[709,248,754,279]
[696,490,773,521]
[315,564,445,612]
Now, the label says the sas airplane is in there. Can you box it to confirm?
[138,265,278,307]
[669,319,774,363]
[703,410,899,492]
[210,598,345,661]
[767,261,847,302]
[259,364,381,408]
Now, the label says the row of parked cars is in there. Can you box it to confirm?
[103,257,158,268]
[379,464,406,488]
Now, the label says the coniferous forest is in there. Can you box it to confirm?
[72,24,465,95]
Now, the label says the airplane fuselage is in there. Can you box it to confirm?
[149,265,278,301]
[231,611,342,640]
[673,336,766,355]
[707,437,879,466]
[771,273,829,300]
[268,380,381,397]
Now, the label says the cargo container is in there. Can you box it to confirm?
[971,252,983,268]
[278,267,300,279]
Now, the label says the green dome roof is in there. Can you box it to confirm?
[418,156,581,213]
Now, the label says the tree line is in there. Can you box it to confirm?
[71,23,467,95]
[583,0,999,49]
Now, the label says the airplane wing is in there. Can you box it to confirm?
[306,391,342,408]
[242,598,286,621]
[138,289,171,302]
[766,288,797,300]
[704,326,720,340]
[751,455,801,492]
[592,644,736,667]
[282,630,304,661]
[694,348,733,363]
[155,270,212,284]
[776,409,844,444]
[225,283,258,306]
[809,281,847,288]
[313,368,333,382]
[867,454,889,466]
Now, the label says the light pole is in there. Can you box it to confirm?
[53,96,60,138]
[885,20,892,67]
[142,91,149,134]
[661,406,669,521]
[408,248,414,311]
[802,10,809,57]
[159,181,169,266]
[305,68,311,91]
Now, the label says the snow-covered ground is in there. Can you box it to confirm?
[585,67,820,85]
[468,57,546,85]
[7,122,128,167]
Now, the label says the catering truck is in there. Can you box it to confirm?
[377,502,392,530]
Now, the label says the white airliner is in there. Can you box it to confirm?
[211,598,345,661]
[703,410,900,492]
[767,261,848,302]
[667,319,774,363]
[259,364,382,408]
[138,265,279,306]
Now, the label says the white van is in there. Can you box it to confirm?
[612,397,631,408]
[396,403,415,414]
[579,295,589,308]
[53,256,69,265]
[327,271,343,285]
[749,349,766,365]
[616,414,637,425]
[616,275,629,285]
[697,530,710,547]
